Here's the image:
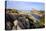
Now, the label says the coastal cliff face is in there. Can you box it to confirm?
[5,9,45,30]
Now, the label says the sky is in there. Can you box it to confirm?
[6,1,45,10]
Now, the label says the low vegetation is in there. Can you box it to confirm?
[5,9,45,30]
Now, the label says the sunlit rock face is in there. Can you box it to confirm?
[5,10,45,30]
[5,13,35,30]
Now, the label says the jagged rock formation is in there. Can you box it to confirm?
[5,9,45,30]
